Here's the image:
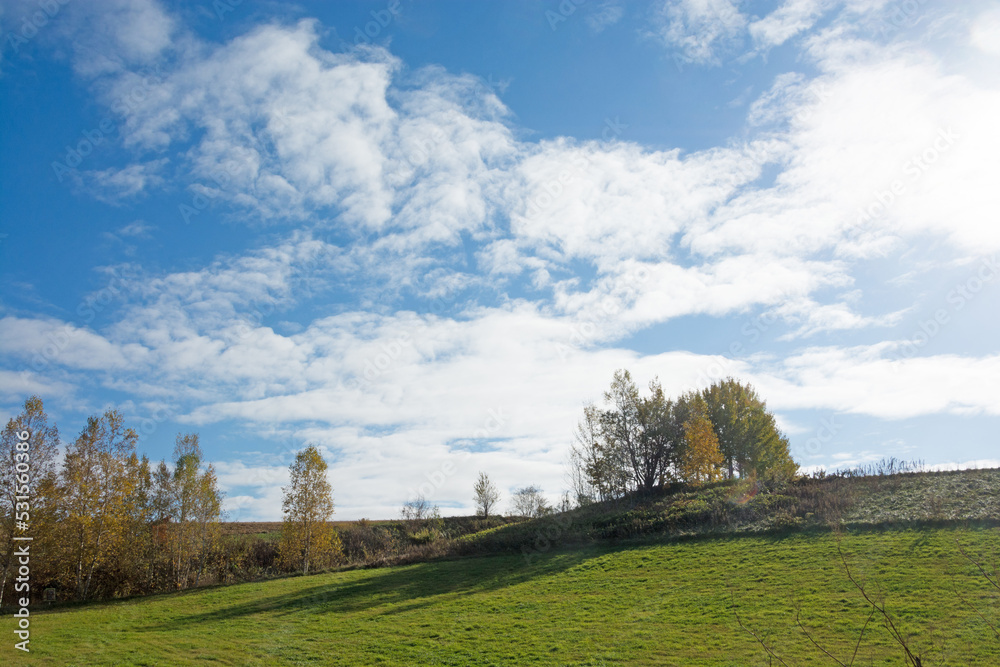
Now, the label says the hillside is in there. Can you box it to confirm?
[24,525,1000,665]
[16,467,1000,665]
[455,467,1000,560]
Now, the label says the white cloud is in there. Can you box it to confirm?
[7,1,1000,519]
[654,0,747,65]
[0,316,148,371]
[82,159,167,202]
[756,346,1000,419]
[749,0,831,50]
[586,2,625,33]
[0,369,75,404]
[117,220,155,238]
[59,0,177,77]
[970,8,1000,55]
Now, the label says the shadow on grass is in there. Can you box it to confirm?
[149,519,999,631]
[145,547,610,630]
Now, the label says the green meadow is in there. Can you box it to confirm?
[23,526,1000,666]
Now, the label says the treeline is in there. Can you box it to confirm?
[0,398,352,605]
[1,374,798,604]
[569,372,797,503]
[0,397,515,606]
[0,397,236,605]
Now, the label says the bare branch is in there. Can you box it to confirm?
[794,604,848,666]
[956,539,1000,593]
[731,589,791,667]
[953,581,1000,640]
[849,608,875,666]
[837,542,923,667]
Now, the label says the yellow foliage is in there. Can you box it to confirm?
[680,412,724,484]
[278,522,344,574]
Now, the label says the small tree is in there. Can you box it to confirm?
[509,486,552,518]
[280,445,338,575]
[473,472,501,519]
[401,495,439,522]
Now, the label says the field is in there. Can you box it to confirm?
[22,525,1000,665]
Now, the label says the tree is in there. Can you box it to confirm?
[571,371,682,499]
[150,434,224,589]
[508,486,552,518]
[473,472,501,519]
[0,396,60,607]
[571,373,798,498]
[702,378,797,482]
[59,408,144,600]
[569,403,629,503]
[280,445,338,575]
[637,378,682,488]
[679,397,724,484]
[600,370,648,489]
[400,495,437,522]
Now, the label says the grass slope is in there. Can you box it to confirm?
[22,526,1000,666]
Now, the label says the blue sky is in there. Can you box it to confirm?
[1,0,999,520]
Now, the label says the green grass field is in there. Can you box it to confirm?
[21,525,1000,666]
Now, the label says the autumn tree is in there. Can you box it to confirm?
[279,445,340,575]
[155,434,224,589]
[571,373,798,498]
[0,396,60,607]
[148,434,224,589]
[679,397,724,484]
[59,408,145,600]
[702,378,797,483]
[473,472,501,519]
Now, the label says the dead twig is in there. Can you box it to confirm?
[731,589,791,667]
[793,601,875,666]
[837,542,923,667]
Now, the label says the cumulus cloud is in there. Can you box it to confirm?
[6,0,1000,518]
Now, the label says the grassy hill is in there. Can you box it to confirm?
[19,468,1000,665]
[456,467,1000,559]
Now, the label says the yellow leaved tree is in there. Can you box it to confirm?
[279,445,342,575]
[679,397,725,485]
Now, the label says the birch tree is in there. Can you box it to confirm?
[473,472,501,519]
[60,409,141,600]
[280,445,339,575]
[0,396,60,607]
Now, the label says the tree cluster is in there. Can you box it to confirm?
[0,398,229,603]
[0,397,352,604]
[570,372,797,503]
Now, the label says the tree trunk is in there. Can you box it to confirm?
[0,561,9,609]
